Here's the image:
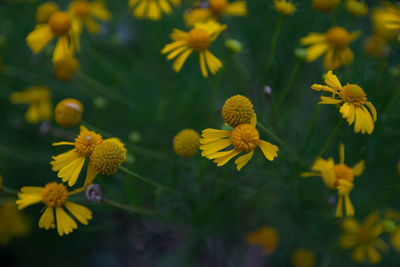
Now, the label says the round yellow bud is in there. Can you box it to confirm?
[55,98,83,128]
[53,56,79,81]
[90,140,127,175]
[48,12,71,36]
[36,2,60,24]
[173,129,200,158]
[222,95,254,127]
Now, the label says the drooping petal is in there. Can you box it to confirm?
[344,194,355,217]
[51,149,81,171]
[213,149,241,166]
[64,202,92,225]
[199,51,208,78]
[26,25,54,53]
[234,150,254,171]
[204,50,222,75]
[305,43,329,62]
[258,140,278,161]
[200,139,232,157]
[336,195,344,218]
[39,207,55,229]
[55,207,77,236]
[57,156,86,186]
[16,192,43,210]
[365,101,377,122]
[172,48,193,72]
[84,160,98,186]
[53,36,70,63]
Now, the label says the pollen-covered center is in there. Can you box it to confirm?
[75,130,103,157]
[340,84,367,105]
[222,95,254,127]
[90,141,127,175]
[49,12,71,35]
[188,28,211,51]
[231,124,260,152]
[334,164,354,187]
[41,182,68,207]
[209,0,228,14]
[73,1,90,17]
[326,27,351,48]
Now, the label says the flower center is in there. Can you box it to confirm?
[340,84,367,105]
[48,12,71,36]
[326,27,351,48]
[90,140,127,175]
[231,124,260,152]
[209,0,228,14]
[333,164,354,187]
[222,95,254,127]
[188,28,211,51]
[75,130,103,157]
[41,182,68,207]
[173,129,200,158]
[73,1,90,17]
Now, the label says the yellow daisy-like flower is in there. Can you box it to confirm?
[274,0,296,15]
[55,98,84,128]
[301,144,364,217]
[173,129,200,158]
[0,202,30,245]
[36,2,60,24]
[162,21,227,78]
[16,182,92,236]
[339,213,388,264]
[345,0,368,16]
[312,0,340,13]
[129,0,180,21]
[300,27,360,69]
[311,71,377,134]
[10,86,52,124]
[26,11,75,62]
[246,226,279,255]
[291,248,316,267]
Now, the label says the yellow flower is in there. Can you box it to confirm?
[312,0,340,13]
[345,0,368,16]
[173,129,200,158]
[10,86,52,124]
[0,202,30,244]
[129,0,180,21]
[16,182,92,236]
[162,21,227,78]
[274,0,296,15]
[26,11,75,62]
[36,2,60,24]
[372,7,399,41]
[302,144,364,217]
[311,71,377,134]
[53,54,79,81]
[291,248,316,267]
[55,98,84,128]
[246,226,279,255]
[300,27,360,69]
[339,214,388,264]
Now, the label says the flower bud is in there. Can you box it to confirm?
[295,48,307,60]
[85,183,103,203]
[225,39,243,53]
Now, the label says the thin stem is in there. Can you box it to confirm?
[317,118,342,158]
[276,58,302,109]
[120,166,173,192]
[1,186,19,195]
[300,105,321,157]
[69,186,86,196]
[264,14,284,80]
[102,198,156,216]
[257,122,293,154]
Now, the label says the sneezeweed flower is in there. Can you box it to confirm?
[16,182,92,236]
[291,248,316,267]
[53,54,79,81]
[222,95,254,127]
[301,144,365,217]
[55,98,83,128]
[36,2,59,24]
[246,226,279,255]
[300,27,360,69]
[311,71,377,134]
[274,0,296,15]
[339,214,388,264]
[312,0,340,13]
[10,86,52,124]
[26,11,75,62]
[129,0,180,21]
[0,202,30,245]
[345,0,368,16]
[173,129,200,158]
[162,21,227,78]
[379,3,400,41]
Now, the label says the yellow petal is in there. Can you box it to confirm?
[336,195,344,218]
[39,207,55,229]
[339,143,345,164]
[224,1,247,16]
[55,207,77,236]
[52,36,70,63]
[213,149,240,166]
[234,150,254,171]
[305,43,329,62]
[300,33,327,45]
[324,70,342,89]
[199,52,208,78]
[204,50,222,75]
[319,96,342,104]
[84,160,98,186]
[258,140,278,161]
[352,160,365,176]
[64,202,92,225]
[172,48,193,72]
[26,25,54,53]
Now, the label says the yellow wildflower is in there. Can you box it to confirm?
[372,7,398,41]
[55,98,84,128]
[339,214,388,264]
[311,71,377,134]
[246,226,279,255]
[129,0,180,21]
[36,2,60,24]
[10,86,52,124]
[300,27,360,69]
[312,0,340,13]
[173,129,200,158]
[162,21,227,78]
[0,202,30,244]
[379,3,400,41]
[345,0,368,16]
[16,182,92,236]
[301,144,364,217]
[292,248,316,267]
[274,0,296,15]
[222,95,255,127]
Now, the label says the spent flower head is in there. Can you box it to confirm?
[55,98,83,128]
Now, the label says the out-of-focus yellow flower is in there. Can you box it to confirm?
[339,214,388,264]
[300,27,360,69]
[0,202,30,244]
[53,54,79,81]
[162,21,226,78]
[274,0,296,15]
[363,34,389,58]
[310,71,377,134]
[345,0,368,16]
[302,144,365,217]
[379,3,400,41]
[383,210,400,252]
[292,248,316,267]
[16,182,92,236]
[246,226,279,255]
[372,7,398,41]
[129,0,180,21]
[312,0,340,13]
[173,129,200,158]
[36,2,60,24]
[55,98,83,128]
[26,11,75,62]
[10,86,52,124]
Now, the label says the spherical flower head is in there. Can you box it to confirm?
[274,0,296,15]
[72,1,90,17]
[36,2,60,24]
[209,0,228,14]
[246,226,279,255]
[312,0,340,12]
[49,12,71,36]
[222,95,254,127]
[173,129,200,158]
[90,139,127,175]
[41,182,68,207]
[55,98,83,128]
[53,56,79,81]
[346,0,368,16]
[75,127,103,157]
[327,27,351,49]
[340,84,367,105]
[292,248,316,267]
[188,28,211,51]
[231,124,260,152]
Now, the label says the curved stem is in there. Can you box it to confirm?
[120,166,173,192]
[317,118,342,158]
[276,58,302,109]
[264,14,284,81]
[256,122,293,154]
[103,198,156,216]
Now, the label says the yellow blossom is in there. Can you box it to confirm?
[312,0,340,13]
[345,0,368,16]
[53,54,79,81]
[292,248,316,267]
[246,226,279,255]
[129,0,180,21]
[301,144,365,217]
[36,2,60,24]
[311,71,377,134]
[372,7,399,41]
[274,0,296,15]
[173,129,200,158]
[0,202,30,244]
[55,98,84,128]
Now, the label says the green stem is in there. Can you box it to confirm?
[120,166,172,192]
[276,58,302,109]
[256,122,293,154]
[317,118,342,158]
[102,198,156,216]
[300,105,321,157]
[1,186,19,195]
[264,15,284,81]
